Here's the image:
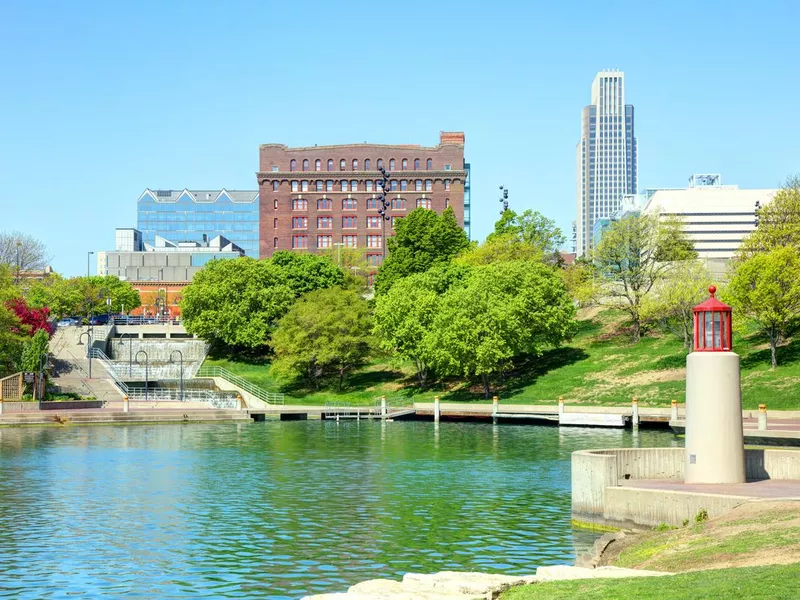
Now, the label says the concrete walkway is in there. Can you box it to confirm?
[625,478,800,499]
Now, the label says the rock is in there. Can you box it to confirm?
[403,571,537,596]
[534,565,672,581]
[575,531,626,568]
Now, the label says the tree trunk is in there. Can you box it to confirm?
[482,373,491,399]
[769,329,778,369]
[338,368,344,392]
[632,316,641,343]
[415,360,427,389]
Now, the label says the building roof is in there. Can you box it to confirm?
[138,188,258,204]
[644,187,777,214]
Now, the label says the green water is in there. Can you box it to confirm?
[0,421,679,598]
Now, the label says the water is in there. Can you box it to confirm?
[0,422,679,599]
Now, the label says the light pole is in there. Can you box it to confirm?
[87,251,94,280]
[118,333,134,377]
[377,166,392,258]
[135,350,149,402]
[498,185,509,215]
[170,350,184,402]
[77,331,93,378]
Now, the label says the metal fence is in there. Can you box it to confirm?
[196,365,285,405]
[125,387,240,409]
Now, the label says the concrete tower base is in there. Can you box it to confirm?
[684,351,745,484]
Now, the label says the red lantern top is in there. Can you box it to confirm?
[693,285,732,352]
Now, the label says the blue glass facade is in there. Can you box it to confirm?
[136,189,260,257]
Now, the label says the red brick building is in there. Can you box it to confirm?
[256,132,469,270]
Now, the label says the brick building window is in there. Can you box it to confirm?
[445,198,450,208]
[366,235,382,248]
[317,198,332,210]
[365,158,371,170]
[292,199,308,210]
[327,159,334,171]
[292,216,308,229]
[317,235,332,249]
[273,181,279,191]
[402,158,408,171]
[425,179,433,191]
[392,198,407,210]
[367,253,384,266]
[340,159,346,171]
[316,181,324,191]
[415,180,422,191]
[290,159,296,172]
[377,159,383,169]
[352,159,358,171]
[273,237,278,248]
[342,216,357,229]
[366,180,373,192]
[342,235,358,248]
[291,181,299,192]
[315,159,321,171]
[342,198,357,210]
[444,179,451,191]
[426,158,433,170]
[414,158,420,170]
[389,158,395,171]
[367,216,381,228]
[367,273,375,287]
[301,181,309,192]
[350,180,358,191]
[273,199,278,209]
[390,181,398,191]
[292,235,308,249]
[366,198,379,210]
[400,180,408,191]
[340,180,348,192]
[303,159,309,171]
[273,217,278,228]
[417,198,432,209]
[326,180,334,192]
[377,180,383,191]
[318,216,333,229]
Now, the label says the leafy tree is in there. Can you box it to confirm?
[488,209,566,263]
[374,207,469,295]
[270,250,346,296]
[0,266,24,373]
[271,287,371,391]
[5,297,53,336]
[0,230,50,274]
[21,329,49,372]
[593,213,696,342]
[727,246,800,368]
[426,261,577,398]
[455,233,544,266]
[561,259,599,307]
[373,263,469,387]
[181,258,295,350]
[739,175,800,256]
[27,275,141,318]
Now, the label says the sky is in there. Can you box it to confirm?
[1,0,799,276]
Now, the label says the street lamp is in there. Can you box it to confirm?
[376,166,392,258]
[77,330,93,378]
[135,350,149,402]
[170,349,184,402]
[498,185,509,215]
[118,333,134,377]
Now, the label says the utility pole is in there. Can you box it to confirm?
[499,185,509,215]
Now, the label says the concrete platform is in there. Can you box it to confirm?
[625,478,800,499]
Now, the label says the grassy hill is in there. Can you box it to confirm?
[205,308,800,409]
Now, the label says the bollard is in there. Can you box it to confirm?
[671,399,678,422]
[381,395,387,419]
[434,396,440,423]
[558,396,564,417]
[492,395,499,425]
[123,395,129,414]
[632,397,639,427]
[758,404,768,431]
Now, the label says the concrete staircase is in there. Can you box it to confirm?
[0,409,252,426]
[49,326,124,401]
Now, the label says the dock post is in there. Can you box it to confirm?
[434,396,440,423]
[123,395,129,413]
[558,396,564,418]
[758,404,768,431]
[492,395,499,425]
[381,395,387,419]
[671,399,678,422]
[632,397,639,428]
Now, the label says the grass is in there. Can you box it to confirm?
[204,308,800,408]
[500,562,800,599]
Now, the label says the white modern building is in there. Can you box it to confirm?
[576,70,638,256]
[643,174,777,270]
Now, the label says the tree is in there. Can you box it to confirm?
[454,233,544,266]
[426,261,577,398]
[488,209,566,263]
[642,260,712,348]
[0,231,50,275]
[374,207,469,295]
[21,329,49,372]
[271,287,371,391]
[727,246,800,368]
[270,250,346,296]
[561,259,599,307]
[26,275,141,318]
[181,258,296,350]
[5,297,53,336]
[0,266,24,373]
[373,263,469,387]
[593,213,696,342]
[739,175,800,256]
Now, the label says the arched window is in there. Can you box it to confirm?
[415,180,423,191]
[290,159,297,172]
[445,198,450,208]
[390,181,398,191]
[353,159,358,171]
[302,159,309,171]
[389,158,396,171]
[350,180,358,191]
[327,159,334,171]
[426,158,433,170]
[326,180,333,191]
[365,158,371,170]
[291,181,299,192]
[414,158,420,170]
[340,180,348,192]
[273,237,278,248]
[301,181,309,192]
[274,217,278,228]
[340,159,346,171]
[316,180,323,191]
[400,180,408,191]
[272,181,279,191]
[315,159,321,171]
[425,179,433,191]
[273,198,278,209]
[377,159,383,170]
[444,179,451,191]
[402,159,408,171]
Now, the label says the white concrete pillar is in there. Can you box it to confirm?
[685,352,745,484]
[671,399,679,422]
[381,396,387,419]
[123,395,129,414]
[434,396,440,423]
[558,396,564,417]
[492,395,499,425]
[631,397,639,428]
[758,404,768,431]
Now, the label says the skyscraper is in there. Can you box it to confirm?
[576,70,638,256]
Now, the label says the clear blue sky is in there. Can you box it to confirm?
[2,0,798,276]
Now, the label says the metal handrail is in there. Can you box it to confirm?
[125,387,239,409]
[196,365,285,405]
[89,348,129,394]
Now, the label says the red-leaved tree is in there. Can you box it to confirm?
[5,298,54,337]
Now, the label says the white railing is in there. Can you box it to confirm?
[125,387,239,409]
[196,365,285,405]
[89,349,129,394]
[113,316,181,326]
[92,360,202,382]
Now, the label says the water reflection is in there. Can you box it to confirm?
[0,422,680,599]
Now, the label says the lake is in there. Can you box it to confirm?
[0,421,679,599]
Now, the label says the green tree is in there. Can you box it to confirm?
[181,258,295,349]
[271,287,371,391]
[455,233,545,266]
[561,259,599,307]
[0,265,24,373]
[374,207,469,295]
[27,275,141,318]
[270,250,346,295]
[425,261,577,398]
[740,175,800,256]
[727,246,800,368]
[488,209,566,263]
[593,213,696,342]
[21,328,49,372]
[373,263,469,387]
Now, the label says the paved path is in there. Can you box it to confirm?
[624,478,800,498]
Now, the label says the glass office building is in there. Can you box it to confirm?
[136,189,260,257]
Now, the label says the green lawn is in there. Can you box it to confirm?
[500,562,800,599]
[204,309,800,409]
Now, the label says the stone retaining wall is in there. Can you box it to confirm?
[1,401,105,411]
